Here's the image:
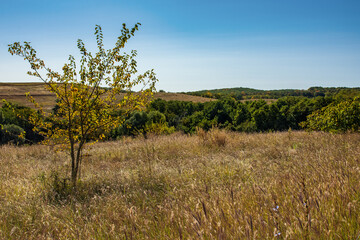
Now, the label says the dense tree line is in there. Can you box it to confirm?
[147,96,335,133]
[185,87,360,100]
[1,91,359,145]
[148,89,359,134]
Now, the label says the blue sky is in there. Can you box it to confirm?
[1,0,359,91]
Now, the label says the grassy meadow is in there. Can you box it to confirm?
[1,130,359,239]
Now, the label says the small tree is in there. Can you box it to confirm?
[8,24,157,184]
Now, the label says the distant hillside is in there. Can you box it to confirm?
[0,82,214,111]
[2,83,359,111]
[183,86,360,100]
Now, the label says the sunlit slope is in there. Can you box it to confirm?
[0,82,214,110]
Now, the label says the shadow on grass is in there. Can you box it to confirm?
[37,170,172,206]
[38,171,113,205]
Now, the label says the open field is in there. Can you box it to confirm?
[1,131,359,239]
[0,82,214,111]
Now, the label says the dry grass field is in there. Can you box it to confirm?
[0,82,214,111]
[0,82,56,111]
[0,130,359,239]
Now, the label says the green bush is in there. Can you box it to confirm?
[112,111,149,137]
[0,124,26,145]
[111,110,175,138]
[144,111,175,135]
[0,101,44,143]
[147,110,166,124]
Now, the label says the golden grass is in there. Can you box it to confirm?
[1,131,360,239]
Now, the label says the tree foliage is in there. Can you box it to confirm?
[301,97,360,133]
[8,24,157,184]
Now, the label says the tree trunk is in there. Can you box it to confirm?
[70,142,77,186]
[71,142,85,186]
